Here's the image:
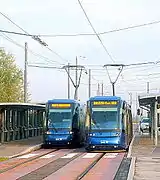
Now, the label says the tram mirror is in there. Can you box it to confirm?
[137,109,140,115]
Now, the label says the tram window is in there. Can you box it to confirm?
[91,111,119,129]
[73,107,79,130]
[122,113,125,130]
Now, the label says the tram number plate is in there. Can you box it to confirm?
[56,138,63,141]
[100,140,108,144]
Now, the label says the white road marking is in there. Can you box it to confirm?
[104,156,116,159]
[104,153,118,159]
[82,153,99,158]
[40,154,56,159]
[18,153,38,159]
[61,153,78,158]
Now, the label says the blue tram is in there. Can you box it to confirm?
[43,99,86,147]
[85,96,133,151]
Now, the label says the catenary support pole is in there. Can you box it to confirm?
[67,63,70,99]
[24,42,28,103]
[89,69,91,98]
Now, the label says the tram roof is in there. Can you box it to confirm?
[0,103,45,110]
[89,96,122,101]
[48,99,78,103]
[47,99,78,104]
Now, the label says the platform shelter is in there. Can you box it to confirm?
[0,103,45,143]
[138,93,160,146]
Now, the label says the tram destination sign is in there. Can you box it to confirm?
[93,101,118,106]
[51,104,71,108]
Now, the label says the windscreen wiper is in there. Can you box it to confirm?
[91,119,101,130]
[48,119,57,132]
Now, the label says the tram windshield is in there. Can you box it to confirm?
[91,107,119,130]
[48,109,72,129]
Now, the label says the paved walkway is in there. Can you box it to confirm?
[0,136,43,158]
[131,133,160,180]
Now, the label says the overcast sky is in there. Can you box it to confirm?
[1,0,160,114]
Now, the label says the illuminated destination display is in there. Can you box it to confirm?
[93,101,118,105]
[51,104,71,108]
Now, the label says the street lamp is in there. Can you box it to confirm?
[103,64,124,96]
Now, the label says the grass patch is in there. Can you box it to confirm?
[0,157,9,162]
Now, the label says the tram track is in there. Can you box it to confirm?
[17,150,84,180]
[81,152,126,180]
[0,148,84,180]
[0,149,129,180]
[44,152,126,180]
[0,148,59,174]
[77,153,105,180]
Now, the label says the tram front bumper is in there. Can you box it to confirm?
[44,134,73,145]
[86,136,124,150]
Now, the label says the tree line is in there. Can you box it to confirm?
[0,48,29,102]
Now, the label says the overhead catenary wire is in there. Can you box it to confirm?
[41,19,160,37]
[28,50,65,65]
[0,32,64,66]
[77,0,117,89]
[1,10,160,83]
[28,64,62,69]
[1,11,160,95]
[0,12,29,34]
[0,11,68,64]
[90,69,160,84]
[1,32,24,49]
[1,19,160,37]
[26,59,160,73]
[135,72,160,77]
[125,74,160,81]
[90,66,160,93]
[93,70,160,81]
[77,0,115,63]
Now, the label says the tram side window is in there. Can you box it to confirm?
[122,112,125,131]
[122,108,127,132]
[73,107,79,130]
[45,106,49,128]
[128,109,132,136]
[121,102,126,131]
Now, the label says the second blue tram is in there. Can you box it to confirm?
[85,96,133,151]
[43,99,86,147]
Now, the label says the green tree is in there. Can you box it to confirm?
[0,48,28,102]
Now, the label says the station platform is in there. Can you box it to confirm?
[131,132,160,179]
[0,136,43,159]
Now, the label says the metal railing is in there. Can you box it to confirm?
[0,103,45,143]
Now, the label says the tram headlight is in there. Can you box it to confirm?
[46,131,51,134]
[89,133,95,136]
